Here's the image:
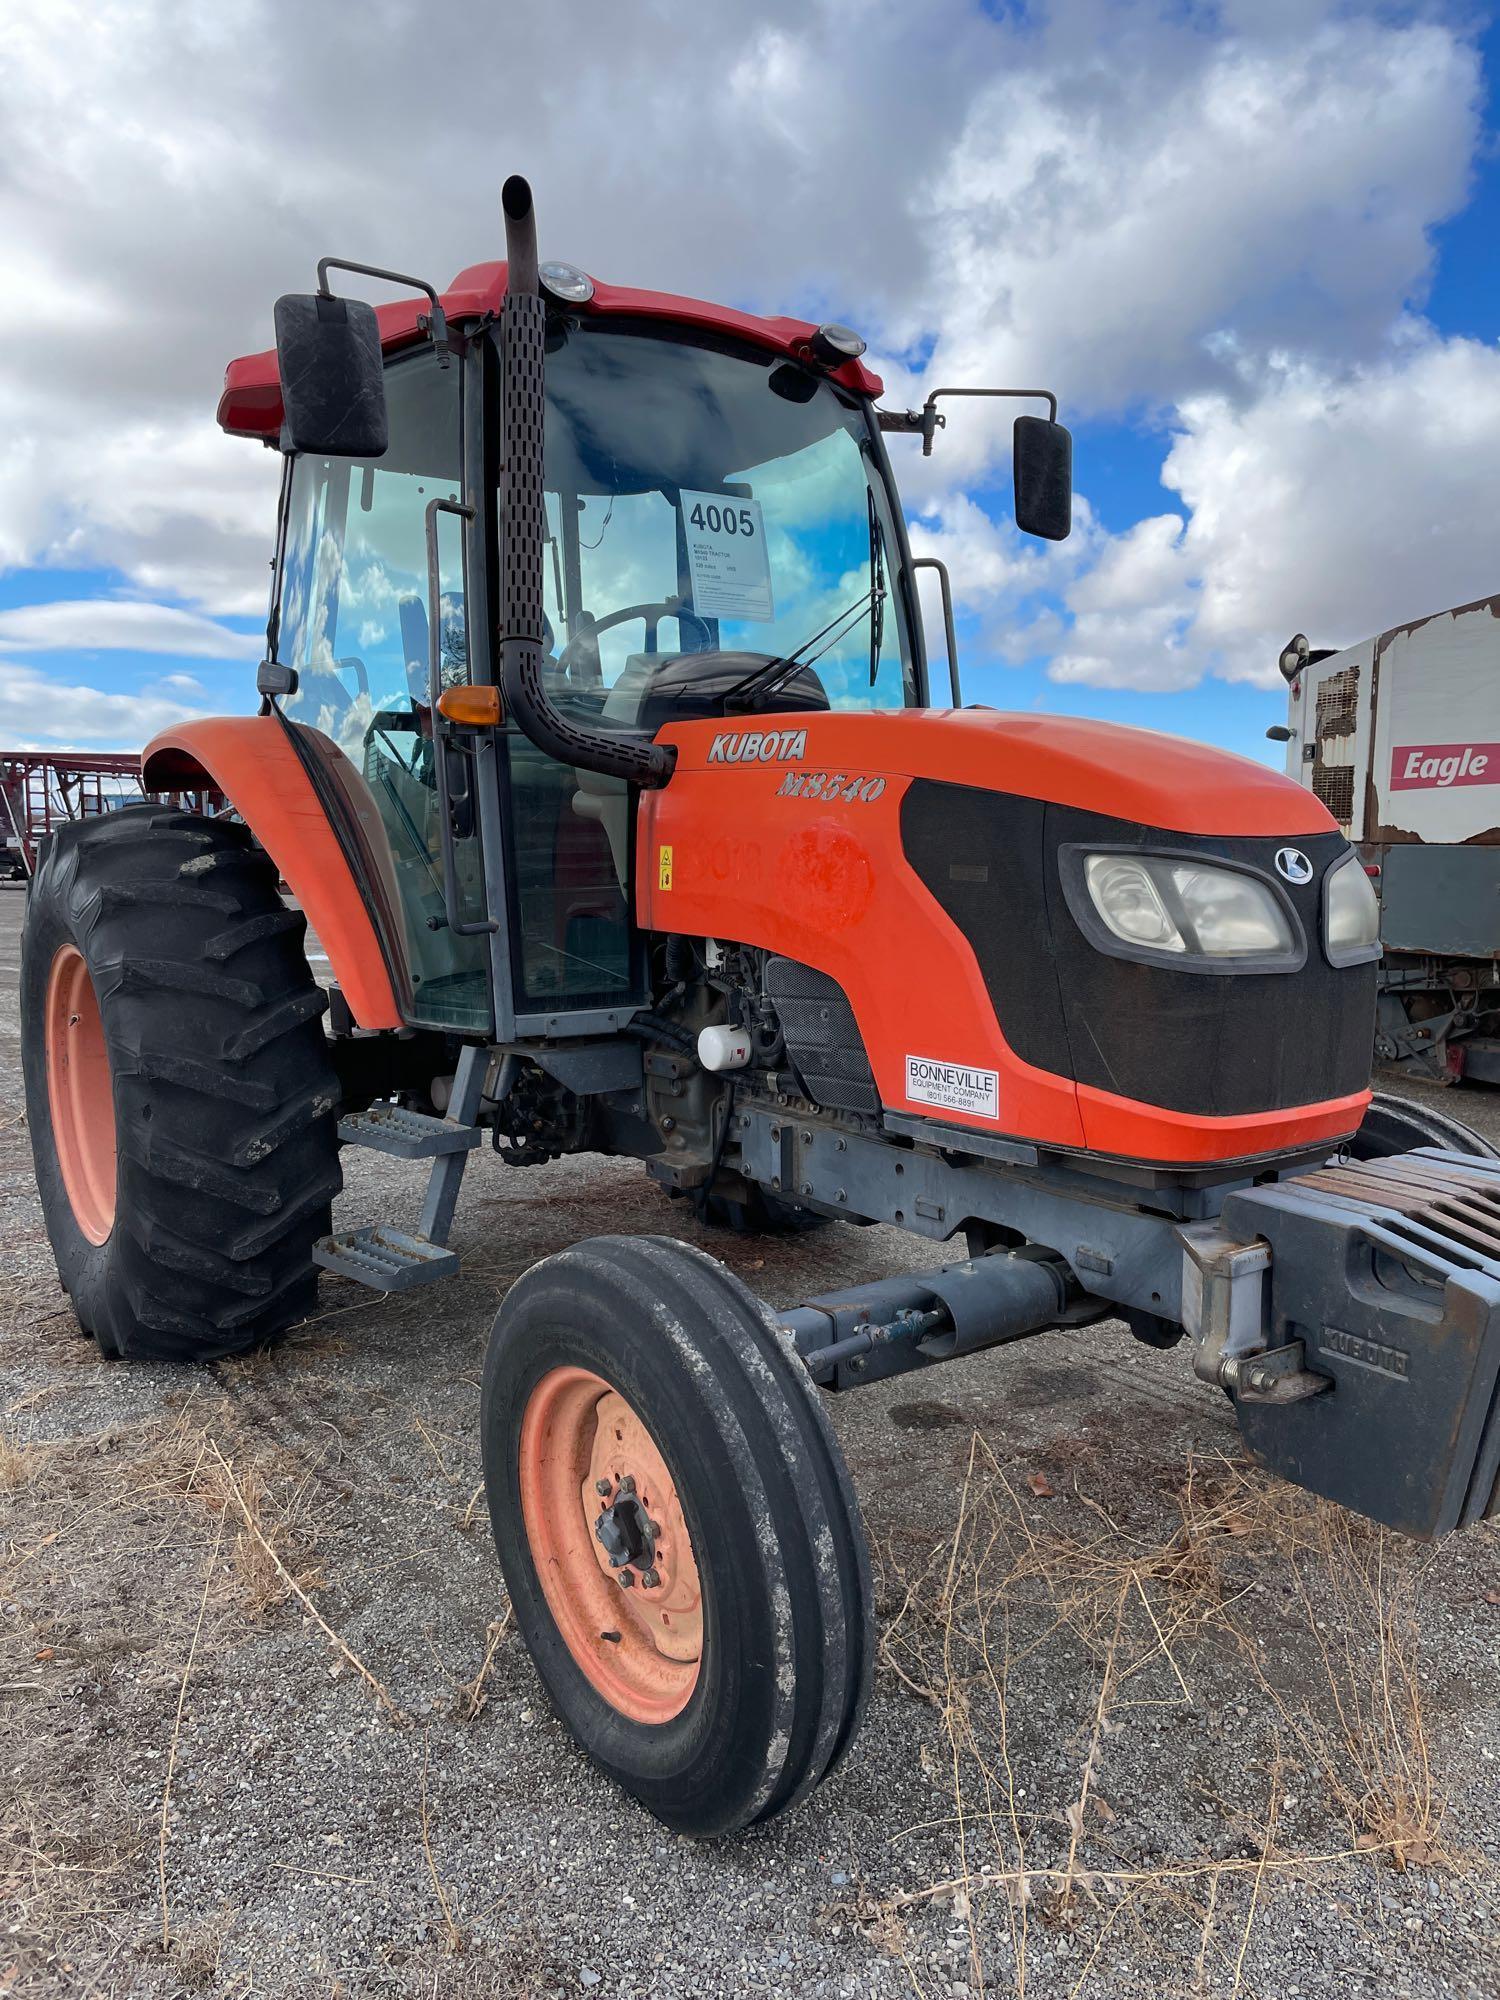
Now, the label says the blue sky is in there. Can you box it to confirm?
[2,1,1498,770]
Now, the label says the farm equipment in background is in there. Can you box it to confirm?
[19,178,1500,1837]
[2,749,223,879]
[1274,600,1500,1087]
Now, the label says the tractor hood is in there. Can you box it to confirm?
[656,707,1337,840]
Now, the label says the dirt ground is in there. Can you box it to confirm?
[3,878,1498,2000]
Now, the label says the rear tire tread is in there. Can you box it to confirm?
[20,804,342,1362]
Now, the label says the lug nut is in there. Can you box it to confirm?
[618,1474,636,1495]
[595,1478,613,1497]
[641,1568,661,1589]
[618,1570,635,1589]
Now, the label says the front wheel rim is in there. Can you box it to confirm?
[518,1366,703,1724]
[44,943,116,1246]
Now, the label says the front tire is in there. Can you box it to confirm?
[20,806,342,1361]
[481,1235,872,1837]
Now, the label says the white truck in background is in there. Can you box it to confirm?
[1276,595,1500,1084]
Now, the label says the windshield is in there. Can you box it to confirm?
[499,323,917,721]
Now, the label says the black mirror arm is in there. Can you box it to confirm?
[316,257,452,367]
[915,385,1059,456]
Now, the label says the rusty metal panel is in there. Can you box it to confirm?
[1284,638,1372,839]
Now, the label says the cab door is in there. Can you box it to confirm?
[275,346,494,1031]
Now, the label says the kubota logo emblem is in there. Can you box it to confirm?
[1274,847,1313,885]
[706,729,808,765]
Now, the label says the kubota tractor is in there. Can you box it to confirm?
[21,178,1500,1837]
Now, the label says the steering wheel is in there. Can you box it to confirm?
[554,601,698,685]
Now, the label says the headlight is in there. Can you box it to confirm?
[1170,862,1294,956]
[1324,853,1381,965]
[1079,852,1296,964]
[1083,856,1186,952]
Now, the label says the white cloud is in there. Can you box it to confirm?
[1038,330,1500,694]
[0,0,1480,612]
[920,13,1478,444]
[0,599,258,658]
[1049,515,1200,691]
[0,0,1489,726]
[0,661,209,747]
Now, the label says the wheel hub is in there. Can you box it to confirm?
[580,1391,700,1658]
[517,1367,703,1720]
[592,1475,660,1586]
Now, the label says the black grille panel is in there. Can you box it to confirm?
[764,958,880,1115]
[901,782,1376,1119]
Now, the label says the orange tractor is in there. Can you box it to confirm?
[21,179,1500,1836]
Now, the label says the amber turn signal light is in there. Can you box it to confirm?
[437,685,503,727]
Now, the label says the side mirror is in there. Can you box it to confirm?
[273,292,389,458]
[1014,414,1072,542]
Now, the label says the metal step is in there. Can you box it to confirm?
[313,1224,459,1292]
[338,1103,484,1159]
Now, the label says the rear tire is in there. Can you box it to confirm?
[1349,1089,1497,1162]
[481,1234,872,1837]
[20,805,342,1361]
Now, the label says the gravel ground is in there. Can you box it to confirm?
[2,876,1498,2000]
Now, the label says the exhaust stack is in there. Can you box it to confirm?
[497,176,675,789]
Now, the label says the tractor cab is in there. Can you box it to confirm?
[263,282,925,1040]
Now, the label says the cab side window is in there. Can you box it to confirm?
[277,351,490,1030]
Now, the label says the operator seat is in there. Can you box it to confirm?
[570,653,680,882]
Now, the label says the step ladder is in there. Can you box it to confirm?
[314,1043,487,1293]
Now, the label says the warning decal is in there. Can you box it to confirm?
[658,844,673,891]
[905,1055,999,1120]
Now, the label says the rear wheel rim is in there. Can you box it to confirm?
[518,1365,702,1724]
[44,943,116,1245]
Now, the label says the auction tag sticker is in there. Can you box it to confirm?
[681,490,774,622]
[905,1055,999,1120]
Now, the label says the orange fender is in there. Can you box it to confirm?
[142,717,403,1030]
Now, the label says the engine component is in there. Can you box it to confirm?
[697,1023,753,1072]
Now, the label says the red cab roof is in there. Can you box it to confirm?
[217,261,884,439]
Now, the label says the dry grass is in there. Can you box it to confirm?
[1,1392,414,1988]
[0,1425,46,1494]
[870,1436,1461,1997]
[126,1402,327,1618]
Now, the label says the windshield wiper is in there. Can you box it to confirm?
[867,488,885,688]
[722,579,887,714]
